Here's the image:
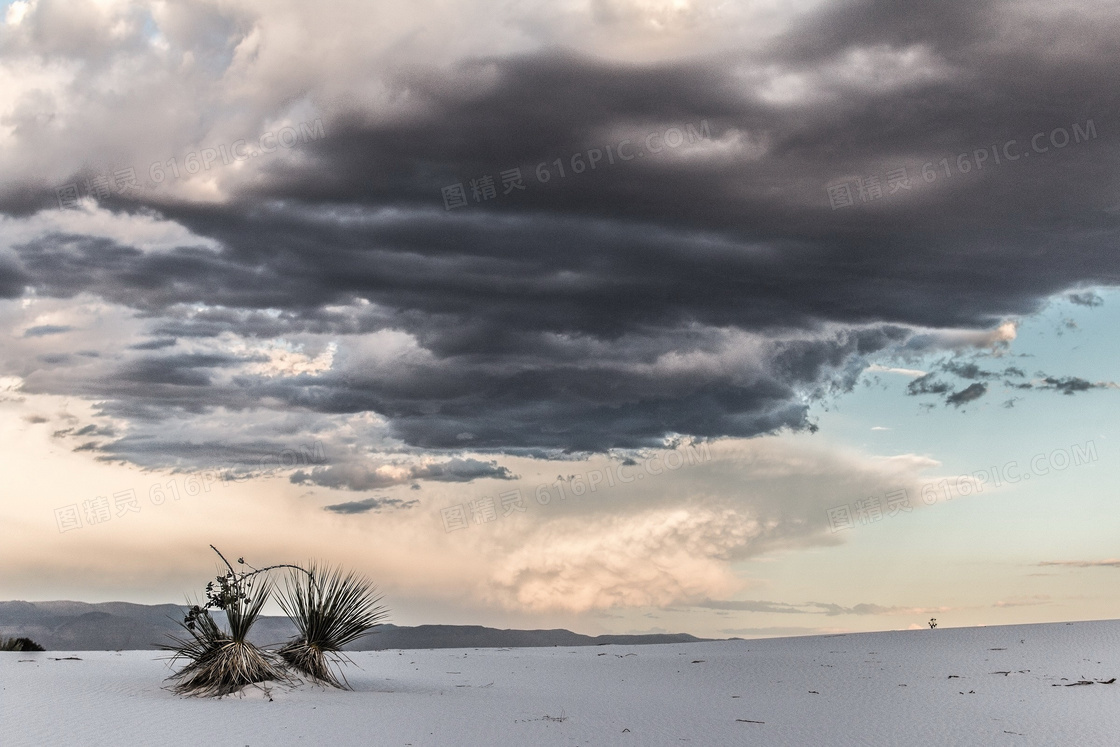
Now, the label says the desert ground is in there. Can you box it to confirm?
[2,619,1118,746]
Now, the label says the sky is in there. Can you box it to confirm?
[0,0,1117,639]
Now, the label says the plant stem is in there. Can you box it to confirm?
[209,545,312,582]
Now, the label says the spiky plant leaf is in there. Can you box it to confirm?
[276,562,387,687]
[163,572,284,696]
[162,606,289,697]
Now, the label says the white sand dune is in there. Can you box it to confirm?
[2,619,1118,746]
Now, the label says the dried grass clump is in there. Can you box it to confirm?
[277,562,387,688]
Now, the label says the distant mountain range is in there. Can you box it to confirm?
[0,601,708,651]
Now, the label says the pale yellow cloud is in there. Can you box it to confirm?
[0,405,946,619]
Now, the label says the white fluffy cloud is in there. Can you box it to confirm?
[433,438,941,612]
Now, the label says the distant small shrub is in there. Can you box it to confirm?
[0,636,45,652]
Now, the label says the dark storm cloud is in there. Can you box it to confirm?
[116,353,244,387]
[410,458,516,482]
[1068,292,1104,307]
[3,0,1120,461]
[940,361,1001,381]
[72,434,328,471]
[129,339,178,350]
[73,424,114,437]
[23,324,72,337]
[905,358,1110,408]
[323,496,419,514]
[907,374,951,397]
[1038,376,1108,395]
[946,382,988,407]
[291,457,515,491]
[0,258,29,298]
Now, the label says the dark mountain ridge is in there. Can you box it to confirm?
[0,600,709,651]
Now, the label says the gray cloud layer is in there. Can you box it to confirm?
[323,496,420,514]
[1,0,1118,469]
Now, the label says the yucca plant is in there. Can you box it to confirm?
[163,547,290,696]
[276,562,388,688]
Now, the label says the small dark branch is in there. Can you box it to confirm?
[210,545,237,576]
[210,545,311,582]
